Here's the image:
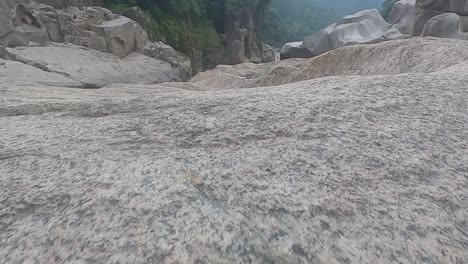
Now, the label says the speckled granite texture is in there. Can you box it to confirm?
[1,37,467,263]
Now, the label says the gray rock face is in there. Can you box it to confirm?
[280,41,313,60]
[0,0,53,47]
[122,6,149,30]
[0,0,191,80]
[414,0,468,35]
[65,7,149,58]
[421,13,468,40]
[1,37,467,264]
[139,41,193,81]
[225,6,263,64]
[261,43,279,63]
[0,0,16,38]
[281,9,408,60]
[0,1,150,58]
[388,0,416,35]
[192,37,468,90]
[0,57,81,86]
[1,43,180,87]
[302,9,405,58]
[34,0,104,10]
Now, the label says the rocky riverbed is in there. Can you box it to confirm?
[1,37,467,263]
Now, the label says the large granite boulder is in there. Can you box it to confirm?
[280,41,313,60]
[65,7,149,58]
[0,57,81,86]
[388,0,416,35]
[421,13,468,40]
[302,9,405,58]
[414,0,468,35]
[1,43,180,87]
[0,0,53,47]
[0,0,16,38]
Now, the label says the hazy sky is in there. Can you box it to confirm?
[314,0,385,16]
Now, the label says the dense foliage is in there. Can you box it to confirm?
[105,0,225,55]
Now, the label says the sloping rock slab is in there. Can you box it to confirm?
[191,37,468,90]
[0,39,467,263]
[2,43,181,87]
[0,58,83,87]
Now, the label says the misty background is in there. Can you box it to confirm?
[263,0,386,46]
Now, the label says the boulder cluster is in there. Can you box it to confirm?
[281,0,468,59]
[0,0,192,84]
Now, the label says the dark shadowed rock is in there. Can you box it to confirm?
[225,6,263,64]
[414,0,468,35]
[261,43,279,63]
[388,0,416,35]
[123,6,149,30]
[422,13,468,40]
[280,41,313,59]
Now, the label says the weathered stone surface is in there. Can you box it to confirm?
[388,0,416,35]
[34,0,104,10]
[139,41,193,81]
[0,0,16,38]
[0,2,149,58]
[0,58,81,86]
[414,0,468,35]
[66,7,149,58]
[1,37,467,264]
[0,0,51,47]
[192,37,468,90]
[0,1,188,81]
[225,6,263,64]
[261,43,279,63]
[123,6,149,30]
[421,13,468,40]
[94,16,149,58]
[280,41,313,60]
[1,43,180,87]
[303,9,405,58]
